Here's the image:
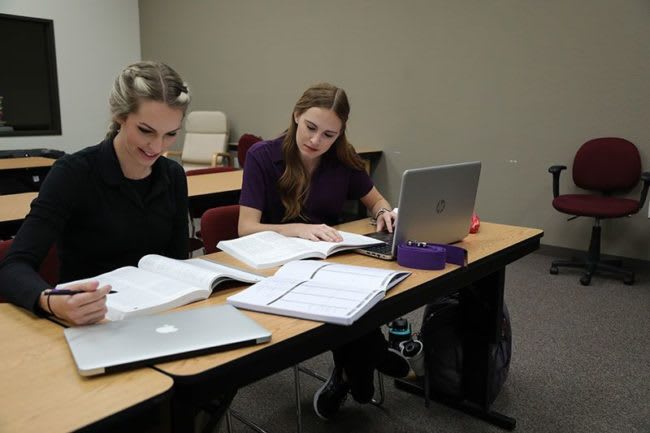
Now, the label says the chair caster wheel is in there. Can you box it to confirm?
[580,275,591,286]
[549,266,558,275]
[623,276,635,285]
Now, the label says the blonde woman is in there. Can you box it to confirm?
[0,61,191,325]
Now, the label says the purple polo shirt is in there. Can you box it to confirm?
[240,136,373,225]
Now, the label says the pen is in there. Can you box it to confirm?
[48,289,118,296]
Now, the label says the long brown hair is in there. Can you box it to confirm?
[279,82,364,222]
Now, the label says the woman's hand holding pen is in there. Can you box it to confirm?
[39,280,112,325]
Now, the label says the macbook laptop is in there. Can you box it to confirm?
[356,161,481,260]
[64,304,272,376]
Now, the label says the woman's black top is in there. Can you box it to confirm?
[0,138,189,313]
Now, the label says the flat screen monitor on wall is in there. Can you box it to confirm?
[0,13,61,136]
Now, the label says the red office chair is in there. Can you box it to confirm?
[237,133,262,168]
[200,205,240,254]
[185,166,238,254]
[0,239,59,302]
[548,137,650,285]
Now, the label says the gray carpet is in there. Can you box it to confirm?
[222,252,650,433]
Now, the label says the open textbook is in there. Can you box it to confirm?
[217,230,384,269]
[227,260,410,325]
[56,254,264,321]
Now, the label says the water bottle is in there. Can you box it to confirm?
[388,317,411,350]
[399,338,425,377]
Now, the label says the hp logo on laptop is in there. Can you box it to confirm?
[436,199,446,214]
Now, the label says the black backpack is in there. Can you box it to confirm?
[420,285,512,406]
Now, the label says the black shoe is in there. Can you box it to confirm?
[376,348,411,378]
[313,367,350,420]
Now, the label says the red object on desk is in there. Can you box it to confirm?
[470,212,480,234]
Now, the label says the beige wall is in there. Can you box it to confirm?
[140,0,650,261]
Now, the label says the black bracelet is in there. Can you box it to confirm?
[45,290,58,318]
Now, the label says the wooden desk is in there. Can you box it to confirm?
[355,147,382,156]
[0,304,173,433]
[156,220,542,378]
[154,220,543,428]
[0,192,37,238]
[355,147,382,174]
[0,157,55,170]
[186,169,243,198]
[186,171,244,229]
[0,170,244,229]
[1,156,374,227]
[0,192,37,224]
[0,157,54,195]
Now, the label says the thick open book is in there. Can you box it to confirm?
[217,230,384,269]
[56,254,264,321]
[227,260,410,325]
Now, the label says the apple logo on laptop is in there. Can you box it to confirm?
[156,324,178,334]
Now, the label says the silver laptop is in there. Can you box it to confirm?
[64,304,272,376]
[356,161,481,260]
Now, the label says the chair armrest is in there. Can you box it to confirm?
[548,165,567,198]
[638,171,650,211]
[211,152,232,167]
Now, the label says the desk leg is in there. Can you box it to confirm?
[394,268,516,430]
[170,394,198,433]
[462,268,505,407]
[170,386,235,433]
